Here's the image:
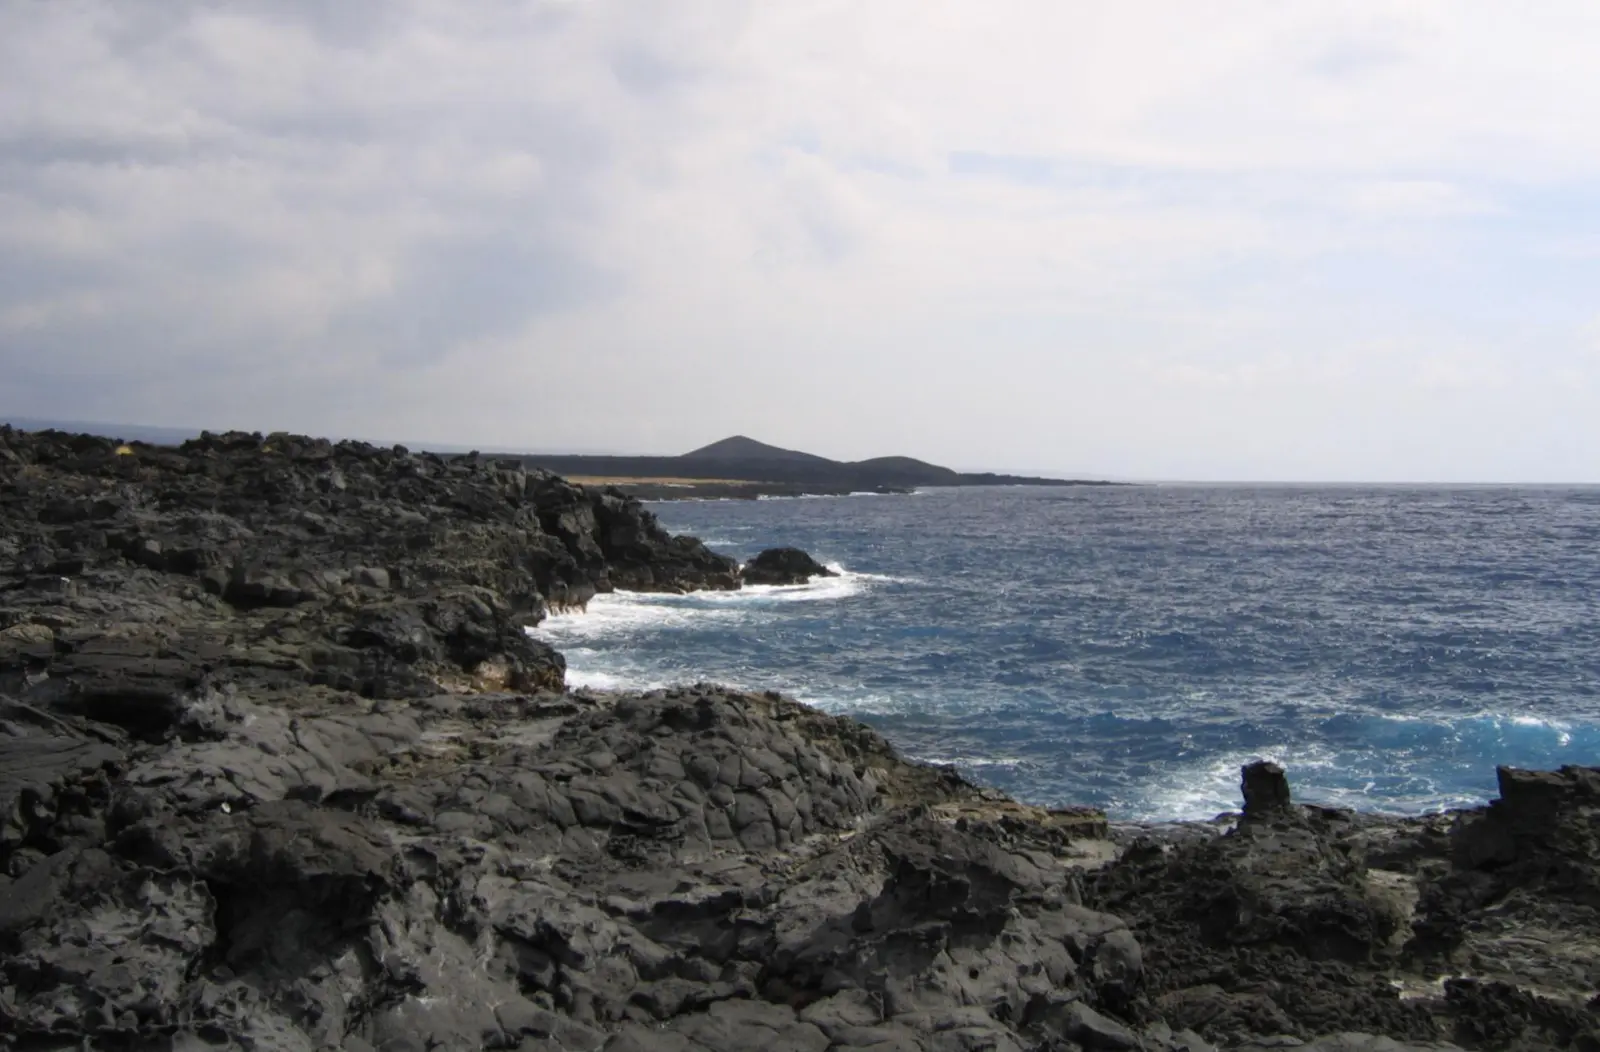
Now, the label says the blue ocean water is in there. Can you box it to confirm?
[535,486,1600,821]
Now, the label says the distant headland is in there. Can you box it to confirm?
[0,418,1119,499]
[516,435,1120,499]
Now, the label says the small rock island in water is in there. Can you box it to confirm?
[1,425,1594,1051]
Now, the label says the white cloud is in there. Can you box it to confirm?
[1343,180,1496,220]
[2,1,1599,479]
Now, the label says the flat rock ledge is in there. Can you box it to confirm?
[1,427,1596,1051]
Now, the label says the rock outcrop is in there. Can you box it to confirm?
[1240,760,1293,817]
[740,548,839,587]
[1406,765,1600,1050]
[1,427,1595,1051]
[1086,763,1600,1052]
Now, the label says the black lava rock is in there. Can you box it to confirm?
[740,547,838,586]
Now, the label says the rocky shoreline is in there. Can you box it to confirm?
[2,426,1596,1051]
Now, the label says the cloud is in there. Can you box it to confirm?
[2,1,1600,479]
[1343,180,1496,220]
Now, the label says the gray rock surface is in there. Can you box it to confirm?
[2,426,1596,1051]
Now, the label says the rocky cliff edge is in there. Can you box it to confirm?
[1,427,1595,1051]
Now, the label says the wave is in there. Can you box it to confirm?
[756,493,840,502]
[642,495,747,505]
[905,752,1032,770]
[791,690,903,716]
[564,668,673,693]
[1126,710,1599,821]
[1317,709,1584,753]
[1131,742,1360,822]
[531,565,890,691]
[752,491,907,502]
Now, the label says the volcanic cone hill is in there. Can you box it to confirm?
[517,434,1117,498]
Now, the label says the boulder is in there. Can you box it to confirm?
[740,547,838,586]
[1241,760,1292,818]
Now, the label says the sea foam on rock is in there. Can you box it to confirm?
[0,426,1594,1051]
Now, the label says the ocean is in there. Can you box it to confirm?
[534,485,1600,821]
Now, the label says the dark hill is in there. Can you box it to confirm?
[848,456,962,486]
[513,436,1117,495]
[683,435,833,465]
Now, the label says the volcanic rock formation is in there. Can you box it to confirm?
[1,426,1595,1051]
[740,548,839,587]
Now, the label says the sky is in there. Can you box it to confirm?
[4,2,1600,482]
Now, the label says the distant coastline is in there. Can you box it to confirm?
[0,419,1123,500]
[502,434,1124,500]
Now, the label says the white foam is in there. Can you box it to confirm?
[564,668,669,692]
[1508,713,1571,730]
[535,593,738,642]
[715,570,869,604]
[557,663,898,711]
[531,565,892,693]
[1483,712,1576,748]
[744,490,907,501]
[1132,742,1347,822]
[645,496,739,504]
[537,565,888,641]
[1412,710,1582,750]
[791,690,901,715]
[1360,709,1576,735]
[1126,719,1572,820]
[907,753,1029,769]
[532,569,905,711]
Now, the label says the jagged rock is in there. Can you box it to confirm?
[0,426,745,714]
[1087,766,1439,1048]
[2,424,1595,1052]
[1242,760,1292,817]
[0,703,124,876]
[1059,1001,1140,1049]
[1406,767,1600,1049]
[741,547,837,586]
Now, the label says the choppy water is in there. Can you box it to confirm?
[534,486,1600,821]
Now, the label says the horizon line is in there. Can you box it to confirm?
[5,414,1598,488]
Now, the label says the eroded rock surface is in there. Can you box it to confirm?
[1087,763,1600,1052]
[1,427,1594,1051]
[0,674,1143,1051]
